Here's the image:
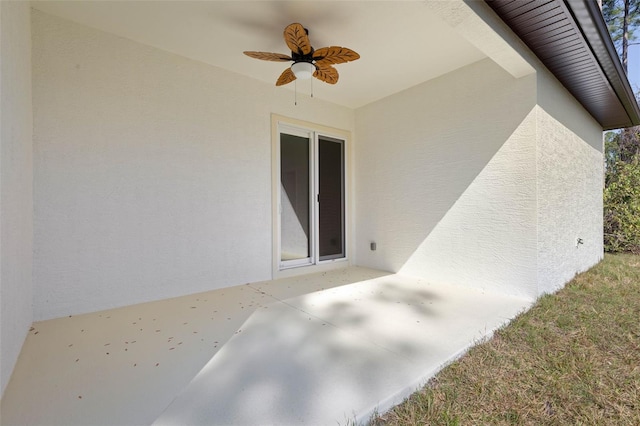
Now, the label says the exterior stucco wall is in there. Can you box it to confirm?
[355,8,605,299]
[536,71,604,294]
[29,5,606,319]
[32,11,354,320]
[354,59,539,298]
[0,1,33,396]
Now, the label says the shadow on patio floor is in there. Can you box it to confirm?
[1,267,531,425]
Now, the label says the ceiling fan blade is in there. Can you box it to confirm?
[313,46,360,66]
[284,23,312,56]
[243,51,292,62]
[276,68,297,86]
[313,65,338,85]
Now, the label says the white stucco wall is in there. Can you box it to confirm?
[0,1,34,396]
[535,71,604,294]
[29,4,606,321]
[31,11,353,321]
[354,32,604,299]
[354,58,539,298]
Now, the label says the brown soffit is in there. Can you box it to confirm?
[486,0,640,130]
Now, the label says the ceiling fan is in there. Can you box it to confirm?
[243,23,360,86]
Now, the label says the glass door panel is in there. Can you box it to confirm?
[280,133,311,264]
[318,136,345,260]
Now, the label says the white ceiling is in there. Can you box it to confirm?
[31,0,488,109]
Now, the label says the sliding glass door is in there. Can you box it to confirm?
[279,126,346,269]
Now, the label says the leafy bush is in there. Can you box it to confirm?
[604,156,640,253]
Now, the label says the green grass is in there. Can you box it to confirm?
[371,254,640,425]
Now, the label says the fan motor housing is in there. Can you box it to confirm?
[291,48,315,63]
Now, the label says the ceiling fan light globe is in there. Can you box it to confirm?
[291,62,315,80]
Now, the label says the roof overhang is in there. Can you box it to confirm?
[486,0,640,130]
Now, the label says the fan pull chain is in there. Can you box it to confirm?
[310,77,313,98]
[294,80,298,106]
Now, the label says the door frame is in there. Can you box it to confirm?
[271,114,352,279]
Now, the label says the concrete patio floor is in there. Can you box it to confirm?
[1,267,532,425]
